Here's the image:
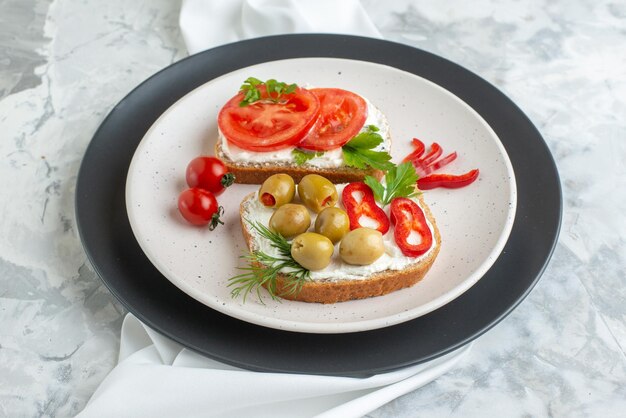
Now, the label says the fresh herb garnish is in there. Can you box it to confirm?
[239,77,298,107]
[342,125,394,171]
[364,162,420,207]
[228,220,310,302]
[292,149,324,165]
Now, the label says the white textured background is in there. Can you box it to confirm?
[0,0,624,416]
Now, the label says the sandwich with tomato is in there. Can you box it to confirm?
[216,78,394,184]
[229,163,441,304]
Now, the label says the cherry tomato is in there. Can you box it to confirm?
[341,182,389,234]
[218,85,320,152]
[177,188,224,229]
[298,88,368,151]
[186,156,234,196]
[390,197,433,257]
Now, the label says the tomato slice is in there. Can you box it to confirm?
[218,86,320,152]
[298,88,368,151]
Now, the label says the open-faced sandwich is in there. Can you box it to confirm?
[230,163,441,303]
[215,78,393,184]
[175,77,483,304]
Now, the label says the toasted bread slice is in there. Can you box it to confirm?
[239,192,441,304]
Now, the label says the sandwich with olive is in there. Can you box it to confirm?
[230,165,442,304]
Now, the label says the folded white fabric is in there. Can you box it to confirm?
[77,314,471,418]
[179,0,382,54]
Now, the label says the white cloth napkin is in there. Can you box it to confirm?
[179,0,382,54]
[77,314,471,418]
[78,2,472,416]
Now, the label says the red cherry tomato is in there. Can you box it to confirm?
[341,182,390,234]
[218,86,320,152]
[186,156,234,196]
[390,197,433,257]
[177,188,224,229]
[298,88,368,151]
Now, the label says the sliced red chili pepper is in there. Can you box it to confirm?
[419,142,442,166]
[342,182,390,234]
[417,169,479,190]
[402,138,426,163]
[390,197,433,257]
[416,151,458,176]
[428,151,457,172]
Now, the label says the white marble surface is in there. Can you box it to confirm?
[0,0,624,416]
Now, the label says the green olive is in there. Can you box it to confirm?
[259,174,295,208]
[269,204,311,239]
[340,228,385,265]
[297,174,338,213]
[314,207,350,244]
[291,232,334,271]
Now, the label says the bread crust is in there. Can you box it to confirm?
[239,193,441,304]
[216,140,384,184]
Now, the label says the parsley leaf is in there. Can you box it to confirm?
[342,126,394,171]
[239,77,298,107]
[292,149,324,165]
[364,162,420,206]
[364,176,385,203]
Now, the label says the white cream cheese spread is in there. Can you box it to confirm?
[241,184,436,282]
[219,96,391,168]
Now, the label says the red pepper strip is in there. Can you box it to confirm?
[418,151,458,176]
[342,182,390,234]
[390,197,433,257]
[402,138,426,162]
[428,151,457,172]
[417,169,479,190]
[412,137,425,149]
[418,142,442,166]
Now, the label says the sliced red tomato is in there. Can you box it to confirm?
[218,86,320,152]
[390,197,433,257]
[298,88,367,151]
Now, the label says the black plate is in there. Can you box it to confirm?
[75,34,561,376]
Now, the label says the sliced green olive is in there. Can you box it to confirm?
[259,174,295,208]
[340,228,385,265]
[291,232,334,271]
[269,204,311,239]
[297,174,338,213]
[314,207,350,244]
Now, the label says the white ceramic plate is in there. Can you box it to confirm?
[126,58,516,333]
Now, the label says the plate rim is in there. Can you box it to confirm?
[124,56,518,333]
[75,34,562,376]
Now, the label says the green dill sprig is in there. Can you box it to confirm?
[239,77,298,107]
[228,221,310,302]
[342,125,394,171]
[364,162,420,207]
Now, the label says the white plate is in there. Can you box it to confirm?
[126,58,516,333]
